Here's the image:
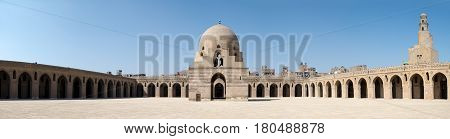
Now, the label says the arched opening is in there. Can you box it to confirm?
[159,83,168,97]
[123,83,129,98]
[373,77,384,98]
[326,82,332,98]
[86,79,94,98]
[318,83,323,97]
[432,73,447,99]
[346,80,354,98]
[116,82,122,98]
[256,84,264,97]
[411,74,424,99]
[211,73,226,100]
[335,81,342,98]
[57,76,67,99]
[148,83,156,97]
[72,77,82,99]
[305,84,309,97]
[0,71,10,99]
[270,84,278,97]
[130,84,135,97]
[185,84,189,98]
[137,83,144,97]
[311,83,316,97]
[18,72,32,99]
[248,84,251,98]
[107,81,114,98]
[172,83,181,97]
[359,79,368,98]
[295,84,302,97]
[214,83,224,99]
[283,84,290,97]
[39,74,51,99]
[213,52,224,67]
[97,80,105,98]
[391,75,403,99]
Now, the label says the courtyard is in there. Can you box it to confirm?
[1,98,449,119]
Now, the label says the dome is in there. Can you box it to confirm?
[199,24,239,50]
[420,13,427,17]
[201,24,237,39]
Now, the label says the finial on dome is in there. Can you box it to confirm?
[218,20,222,24]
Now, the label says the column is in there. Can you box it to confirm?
[315,85,320,98]
[67,81,73,99]
[156,85,160,97]
[81,83,86,99]
[168,86,173,97]
[355,81,361,99]
[324,84,329,98]
[93,83,98,98]
[331,84,336,98]
[384,81,392,99]
[102,85,107,98]
[143,84,149,97]
[403,81,411,99]
[278,85,282,97]
[32,79,39,99]
[368,82,375,99]
[302,85,307,97]
[342,83,348,98]
[181,86,186,98]
[290,85,295,97]
[309,86,314,98]
[264,85,269,98]
[111,83,116,98]
[251,86,256,98]
[10,78,18,99]
[424,81,433,100]
[50,81,57,99]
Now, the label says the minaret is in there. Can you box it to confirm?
[417,13,432,48]
[408,13,438,65]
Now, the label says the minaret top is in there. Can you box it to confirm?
[419,13,429,31]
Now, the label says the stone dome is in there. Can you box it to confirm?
[199,24,239,51]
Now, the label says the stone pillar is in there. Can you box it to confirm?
[302,85,307,97]
[81,82,86,99]
[10,79,18,99]
[331,84,336,98]
[143,84,149,97]
[342,83,348,98]
[309,86,314,98]
[278,85,282,97]
[102,85,107,98]
[355,83,361,99]
[111,83,116,98]
[368,82,375,99]
[93,83,98,98]
[291,85,295,97]
[251,86,256,98]
[384,81,392,99]
[424,81,433,100]
[32,79,39,99]
[67,81,73,99]
[50,81,57,99]
[315,85,320,98]
[447,77,450,100]
[181,86,186,98]
[168,86,173,97]
[264,85,269,98]
[403,81,411,99]
[156,85,160,97]
[324,84,329,98]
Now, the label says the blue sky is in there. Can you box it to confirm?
[1,0,449,75]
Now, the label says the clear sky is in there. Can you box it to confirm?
[1,0,449,75]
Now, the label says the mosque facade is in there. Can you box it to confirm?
[0,13,448,101]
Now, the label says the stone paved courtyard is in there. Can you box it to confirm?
[1,98,450,119]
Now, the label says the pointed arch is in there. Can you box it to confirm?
[335,80,342,98]
[148,83,156,97]
[97,79,105,98]
[270,84,278,97]
[57,76,67,99]
[39,74,51,99]
[282,84,290,97]
[72,77,82,99]
[295,84,302,97]
[256,84,265,98]
[86,78,94,98]
[0,71,10,99]
[373,77,384,98]
[18,72,32,99]
[432,73,447,99]
[172,83,181,97]
[411,74,424,99]
[346,79,354,98]
[390,75,403,99]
